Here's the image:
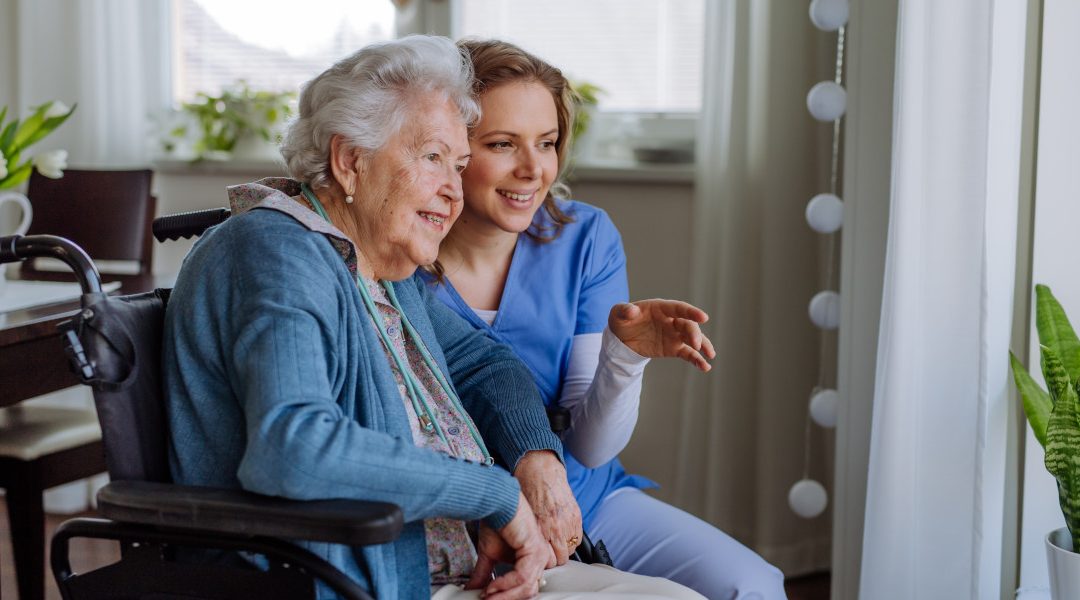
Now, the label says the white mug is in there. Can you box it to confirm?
[0,191,33,237]
[0,191,32,295]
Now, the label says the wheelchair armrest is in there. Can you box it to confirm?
[97,480,403,546]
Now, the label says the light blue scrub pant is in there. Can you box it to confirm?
[588,488,788,600]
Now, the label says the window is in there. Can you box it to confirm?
[453,0,705,113]
[172,0,395,102]
[168,0,702,166]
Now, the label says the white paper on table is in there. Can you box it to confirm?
[0,280,123,314]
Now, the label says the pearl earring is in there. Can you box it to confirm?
[345,195,354,204]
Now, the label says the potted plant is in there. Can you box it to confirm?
[0,100,75,189]
[1010,284,1080,598]
[161,82,294,162]
[567,79,602,164]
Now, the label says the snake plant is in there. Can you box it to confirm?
[1010,284,1080,552]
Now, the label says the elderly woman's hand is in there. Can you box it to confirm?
[513,450,583,567]
[466,491,553,600]
[608,300,716,372]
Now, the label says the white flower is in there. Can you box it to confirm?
[33,149,68,179]
[44,101,71,119]
[0,148,6,180]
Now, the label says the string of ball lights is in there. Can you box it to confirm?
[788,0,848,520]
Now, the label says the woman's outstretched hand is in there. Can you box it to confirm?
[513,450,583,568]
[466,491,553,600]
[608,300,716,371]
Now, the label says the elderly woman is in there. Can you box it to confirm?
[162,36,702,600]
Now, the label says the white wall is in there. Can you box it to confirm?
[150,164,285,275]
[576,178,695,494]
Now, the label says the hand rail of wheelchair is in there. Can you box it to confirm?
[153,207,231,242]
[0,234,104,294]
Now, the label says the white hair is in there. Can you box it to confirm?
[280,35,480,190]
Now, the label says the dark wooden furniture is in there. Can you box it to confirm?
[20,169,155,286]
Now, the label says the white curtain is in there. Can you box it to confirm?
[859,0,1027,597]
[15,0,171,168]
[674,0,835,576]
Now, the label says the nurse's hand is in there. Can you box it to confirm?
[466,491,553,600]
[608,299,716,372]
[514,450,583,567]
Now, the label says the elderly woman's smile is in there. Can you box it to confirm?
[345,96,470,280]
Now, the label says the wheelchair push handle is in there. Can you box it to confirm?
[0,234,103,294]
[153,207,231,242]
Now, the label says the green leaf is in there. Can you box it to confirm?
[1012,351,1052,447]
[0,106,7,131]
[0,160,33,189]
[1043,350,1080,551]
[1036,284,1080,383]
[6,149,19,174]
[1043,345,1073,406]
[0,120,18,154]
[17,106,76,149]
[10,103,50,152]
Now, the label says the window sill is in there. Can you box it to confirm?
[568,159,694,185]
[153,157,695,186]
[153,158,287,177]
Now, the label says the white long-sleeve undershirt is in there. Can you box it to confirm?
[472,308,649,468]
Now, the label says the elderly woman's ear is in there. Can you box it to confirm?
[329,134,363,201]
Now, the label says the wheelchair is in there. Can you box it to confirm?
[0,207,608,600]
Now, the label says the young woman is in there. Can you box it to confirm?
[421,39,788,599]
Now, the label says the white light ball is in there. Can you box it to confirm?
[809,0,849,31]
[789,479,829,518]
[807,81,847,122]
[808,291,841,330]
[810,388,839,428]
[806,193,844,233]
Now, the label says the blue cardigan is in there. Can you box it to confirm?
[162,203,561,599]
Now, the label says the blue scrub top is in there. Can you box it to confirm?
[420,200,656,528]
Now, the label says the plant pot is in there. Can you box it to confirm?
[1046,527,1080,599]
[231,132,282,162]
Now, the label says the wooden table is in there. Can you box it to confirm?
[0,299,85,407]
[0,274,163,407]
